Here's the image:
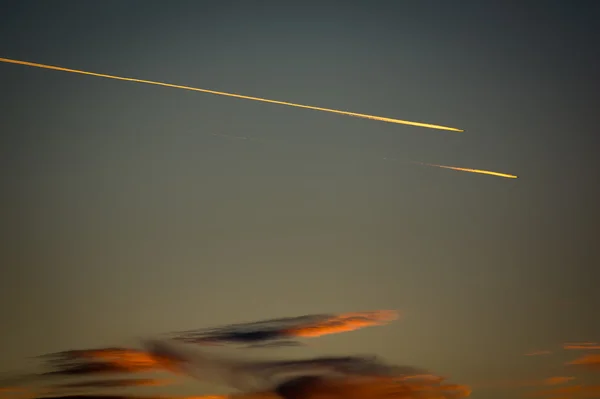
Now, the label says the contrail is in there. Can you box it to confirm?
[383,158,518,179]
[415,162,518,179]
[0,57,462,132]
[212,133,518,181]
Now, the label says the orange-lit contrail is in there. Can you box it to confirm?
[0,57,462,132]
[412,161,518,179]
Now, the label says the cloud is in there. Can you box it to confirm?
[1,351,180,399]
[563,343,600,350]
[566,354,600,371]
[141,339,471,399]
[170,311,399,347]
[283,311,399,338]
[29,375,473,399]
[143,339,421,392]
[38,347,180,377]
[14,311,470,399]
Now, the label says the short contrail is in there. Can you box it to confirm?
[0,57,462,132]
[414,162,518,179]
[384,157,518,179]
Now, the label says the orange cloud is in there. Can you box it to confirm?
[566,354,600,371]
[79,348,176,371]
[283,310,399,338]
[39,347,182,377]
[526,350,552,356]
[564,343,600,350]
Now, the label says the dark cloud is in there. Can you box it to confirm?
[273,375,471,399]
[142,338,456,395]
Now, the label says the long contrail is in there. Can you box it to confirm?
[0,57,462,132]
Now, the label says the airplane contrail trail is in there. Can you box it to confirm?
[209,134,517,180]
[0,57,462,132]
[412,161,518,179]
[383,158,517,179]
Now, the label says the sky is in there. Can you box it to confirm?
[1,1,599,399]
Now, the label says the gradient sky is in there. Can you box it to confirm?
[1,1,599,398]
